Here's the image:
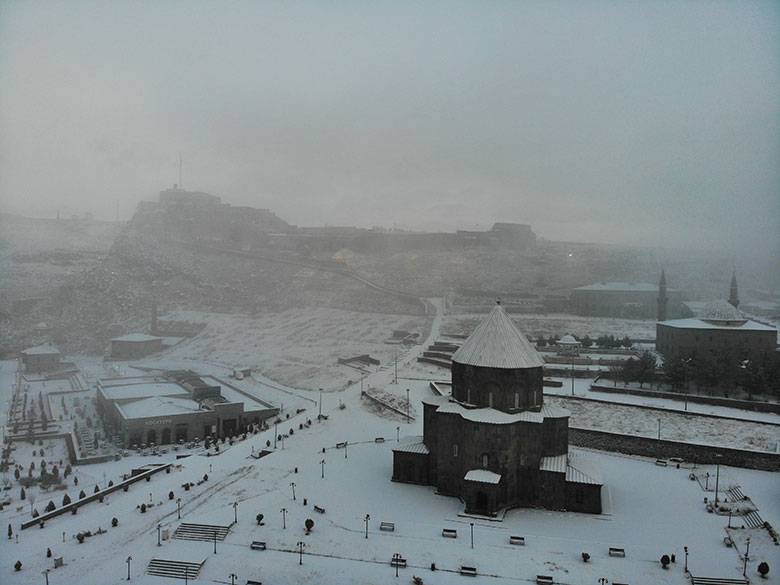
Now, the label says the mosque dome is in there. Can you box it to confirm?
[701,299,746,325]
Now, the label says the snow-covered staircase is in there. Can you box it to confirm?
[690,576,749,585]
[743,510,764,529]
[146,558,204,580]
[172,522,231,542]
[727,487,746,501]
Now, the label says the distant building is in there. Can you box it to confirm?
[656,299,777,363]
[392,303,602,516]
[97,373,278,447]
[110,334,163,359]
[20,344,62,373]
[571,277,685,319]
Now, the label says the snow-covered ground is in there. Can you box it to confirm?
[2,303,778,584]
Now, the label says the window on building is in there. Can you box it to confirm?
[481,453,489,468]
[488,392,493,408]
[453,444,458,458]
[514,392,520,409]
[466,387,471,403]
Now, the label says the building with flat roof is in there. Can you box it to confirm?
[392,303,602,516]
[110,334,163,359]
[20,344,62,373]
[97,374,278,447]
[656,300,777,363]
[571,277,686,319]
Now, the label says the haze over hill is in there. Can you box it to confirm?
[1,1,778,256]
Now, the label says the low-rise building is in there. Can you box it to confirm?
[110,334,163,359]
[20,344,62,372]
[97,374,278,447]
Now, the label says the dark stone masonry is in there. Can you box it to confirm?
[393,303,602,516]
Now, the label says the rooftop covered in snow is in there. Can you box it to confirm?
[451,303,544,369]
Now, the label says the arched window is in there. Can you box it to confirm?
[481,453,489,469]
[513,392,520,409]
[466,387,471,403]
[488,392,494,408]
[453,444,459,458]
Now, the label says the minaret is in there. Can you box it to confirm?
[657,270,668,322]
[728,271,739,309]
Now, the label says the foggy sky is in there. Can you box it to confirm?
[1,1,778,253]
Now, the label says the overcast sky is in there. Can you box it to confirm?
[1,1,778,252]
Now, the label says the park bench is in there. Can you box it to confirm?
[509,535,525,545]
[336,442,347,449]
[613,582,629,585]
[609,547,626,557]
[246,580,262,585]
[375,437,385,443]
[313,505,326,514]
[250,541,266,550]
[390,556,407,568]
[655,459,668,467]
[460,566,477,576]
[442,528,457,538]
[536,576,553,584]
[380,522,395,532]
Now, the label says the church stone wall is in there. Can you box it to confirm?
[451,362,544,412]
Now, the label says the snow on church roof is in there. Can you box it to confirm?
[540,453,602,485]
[464,469,502,484]
[451,304,544,369]
[422,395,570,425]
[392,438,430,455]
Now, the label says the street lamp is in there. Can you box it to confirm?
[290,482,296,501]
[177,497,181,520]
[406,389,410,422]
[126,556,132,581]
[274,421,278,449]
[742,537,751,577]
[598,579,608,585]
[714,455,722,505]
[657,418,661,440]
[344,441,348,459]
[43,568,50,585]
[213,529,217,554]
[229,573,237,585]
[281,507,287,529]
[470,522,474,548]
[365,514,370,539]
[157,524,162,546]
[320,459,325,479]
[297,541,305,565]
[233,501,238,524]
[683,546,688,574]
[396,426,400,442]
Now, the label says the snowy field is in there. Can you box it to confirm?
[2,378,778,585]
[161,308,432,390]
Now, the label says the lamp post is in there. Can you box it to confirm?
[297,541,305,565]
[274,422,278,449]
[714,455,721,505]
[157,524,162,546]
[290,482,296,501]
[365,514,370,539]
[319,388,323,418]
[470,522,474,549]
[396,426,400,442]
[229,573,237,585]
[598,579,608,585]
[406,389,410,423]
[320,459,325,479]
[177,497,181,520]
[657,418,661,440]
[344,441,348,459]
[233,501,238,524]
[281,507,287,529]
[126,556,132,581]
[43,568,50,585]
[213,529,217,554]
[684,546,688,574]
[742,537,750,577]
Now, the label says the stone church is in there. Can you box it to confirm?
[392,303,602,515]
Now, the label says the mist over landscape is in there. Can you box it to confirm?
[1,4,779,585]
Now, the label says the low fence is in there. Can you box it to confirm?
[590,384,780,415]
[569,428,780,472]
[20,463,172,529]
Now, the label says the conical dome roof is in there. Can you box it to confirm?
[451,304,544,369]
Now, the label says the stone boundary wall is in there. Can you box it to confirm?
[569,428,780,472]
[20,463,172,529]
[590,383,780,415]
